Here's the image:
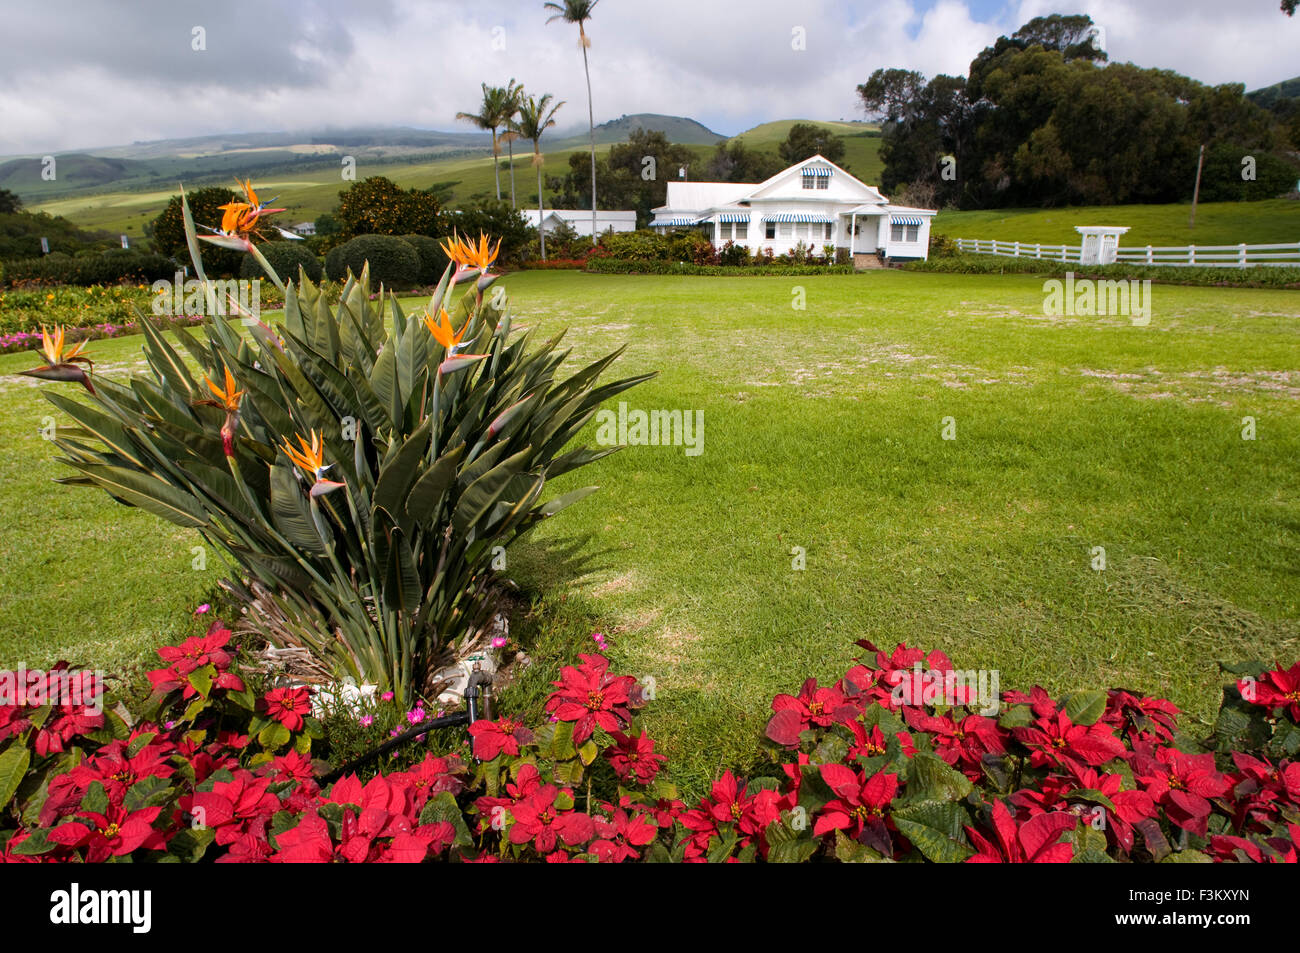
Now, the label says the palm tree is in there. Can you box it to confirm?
[456,83,513,201]
[501,79,525,208]
[544,0,600,243]
[511,93,565,260]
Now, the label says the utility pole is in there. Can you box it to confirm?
[1189,143,1205,229]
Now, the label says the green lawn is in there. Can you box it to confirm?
[2,270,1298,797]
[934,199,1300,248]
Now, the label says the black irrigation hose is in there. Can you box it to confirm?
[315,676,493,785]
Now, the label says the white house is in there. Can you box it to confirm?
[522,208,638,238]
[649,155,936,264]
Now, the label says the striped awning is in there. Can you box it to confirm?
[890,216,925,226]
[764,213,834,224]
[802,166,833,177]
[650,217,695,227]
[716,212,750,223]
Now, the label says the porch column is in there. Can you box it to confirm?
[850,213,857,256]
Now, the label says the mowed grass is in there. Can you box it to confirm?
[934,199,1300,248]
[1,271,1298,796]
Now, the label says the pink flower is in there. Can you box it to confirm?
[381,691,394,701]
[491,637,508,649]
[194,603,211,615]
[359,715,374,727]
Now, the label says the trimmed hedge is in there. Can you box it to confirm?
[584,258,855,277]
[239,241,322,284]
[1,249,177,288]
[903,253,1300,288]
[329,234,421,289]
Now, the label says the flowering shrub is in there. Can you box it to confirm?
[2,624,1297,863]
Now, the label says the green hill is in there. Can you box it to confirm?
[555,113,725,148]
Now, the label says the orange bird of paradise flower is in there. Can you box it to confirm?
[441,232,501,283]
[18,325,95,394]
[195,364,244,455]
[201,178,286,251]
[280,429,345,497]
[422,307,471,352]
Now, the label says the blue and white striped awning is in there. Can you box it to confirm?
[650,217,695,227]
[764,213,834,224]
[890,215,925,226]
[715,212,750,223]
[802,166,833,177]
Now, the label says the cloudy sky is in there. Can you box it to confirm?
[1,0,1296,155]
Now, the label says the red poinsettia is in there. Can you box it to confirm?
[544,654,638,743]
[389,752,465,809]
[1012,710,1127,770]
[1241,661,1300,722]
[1010,765,1156,854]
[1132,743,1231,837]
[678,771,781,859]
[1103,690,1180,744]
[468,715,532,761]
[904,709,1006,779]
[184,771,281,846]
[591,805,658,862]
[48,804,166,862]
[965,800,1076,863]
[1226,752,1300,831]
[813,764,900,851]
[146,622,245,699]
[507,784,595,854]
[766,677,857,747]
[270,808,334,863]
[605,730,667,784]
[261,686,312,732]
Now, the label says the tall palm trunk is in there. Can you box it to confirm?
[581,26,596,244]
[507,137,517,207]
[491,128,501,201]
[536,151,547,261]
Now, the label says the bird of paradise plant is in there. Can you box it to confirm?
[18,325,95,394]
[19,181,653,703]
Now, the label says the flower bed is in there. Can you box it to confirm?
[2,624,1295,863]
[584,258,855,277]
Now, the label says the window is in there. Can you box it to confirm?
[801,173,815,189]
[890,223,920,243]
[765,221,776,240]
[780,222,794,239]
[717,222,732,241]
[815,176,829,190]
[796,222,809,240]
[907,224,919,242]
[736,222,748,240]
[824,223,833,241]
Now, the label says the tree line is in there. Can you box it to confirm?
[859,14,1300,209]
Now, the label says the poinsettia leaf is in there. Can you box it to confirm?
[11,827,57,856]
[997,704,1034,729]
[0,745,30,813]
[258,721,290,751]
[124,775,173,812]
[706,831,739,863]
[1072,847,1116,863]
[891,800,975,863]
[905,752,973,802]
[419,791,474,848]
[1161,848,1212,863]
[126,732,157,758]
[764,818,818,864]
[833,829,888,863]
[81,780,109,816]
[1064,691,1108,726]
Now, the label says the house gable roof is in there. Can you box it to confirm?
[652,155,889,217]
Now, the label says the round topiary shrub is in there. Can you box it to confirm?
[240,241,322,284]
[333,235,421,289]
[399,234,448,285]
[324,244,348,282]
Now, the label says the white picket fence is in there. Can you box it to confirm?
[954,237,1300,268]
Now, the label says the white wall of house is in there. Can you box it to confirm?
[650,156,936,262]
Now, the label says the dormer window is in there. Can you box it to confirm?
[801,172,816,189]
[802,167,831,190]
